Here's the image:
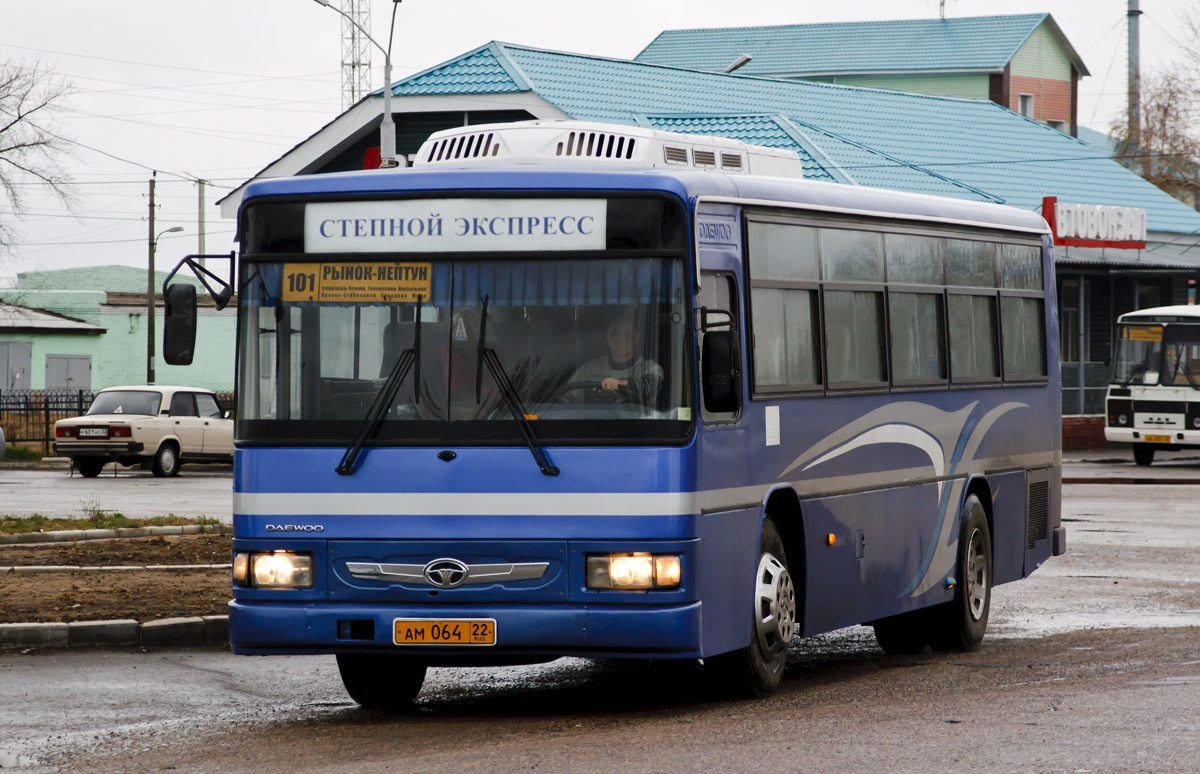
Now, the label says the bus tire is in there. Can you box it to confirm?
[707,519,796,698]
[336,654,427,709]
[77,458,106,478]
[151,442,180,477]
[1134,445,1155,466]
[872,609,930,655]
[928,494,992,652]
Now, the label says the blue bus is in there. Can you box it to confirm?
[164,120,1064,705]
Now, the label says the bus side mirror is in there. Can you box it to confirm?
[702,329,740,413]
[163,283,198,366]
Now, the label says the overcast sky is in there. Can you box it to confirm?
[0,0,1193,285]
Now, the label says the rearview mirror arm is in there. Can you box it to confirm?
[162,252,236,310]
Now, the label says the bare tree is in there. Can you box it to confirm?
[0,58,75,250]
[1111,10,1200,210]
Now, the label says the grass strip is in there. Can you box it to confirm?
[0,513,222,535]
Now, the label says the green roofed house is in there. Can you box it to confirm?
[0,265,234,393]
[217,27,1200,433]
[635,13,1089,136]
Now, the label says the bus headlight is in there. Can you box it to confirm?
[586,554,681,590]
[243,551,314,589]
[1193,416,1200,429]
[1118,414,1129,426]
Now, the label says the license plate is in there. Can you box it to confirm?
[1144,434,1171,443]
[393,618,496,646]
[77,427,107,438]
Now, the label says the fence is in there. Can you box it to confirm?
[0,390,236,457]
[0,390,94,456]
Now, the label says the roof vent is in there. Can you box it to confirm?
[412,120,808,179]
[557,130,637,159]
[425,131,500,163]
[664,146,689,164]
[720,152,744,171]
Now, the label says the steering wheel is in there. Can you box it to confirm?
[550,380,635,403]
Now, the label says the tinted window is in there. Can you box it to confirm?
[169,392,198,417]
[699,273,739,422]
[945,240,995,287]
[1001,297,1046,378]
[825,289,886,385]
[890,292,946,381]
[820,229,884,282]
[751,288,820,388]
[949,294,1000,379]
[747,222,818,281]
[885,234,944,285]
[997,244,1043,290]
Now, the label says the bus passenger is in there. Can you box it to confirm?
[565,305,663,405]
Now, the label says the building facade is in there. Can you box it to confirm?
[0,265,235,392]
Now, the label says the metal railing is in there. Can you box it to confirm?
[0,390,235,456]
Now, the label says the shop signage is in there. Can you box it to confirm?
[1041,196,1146,249]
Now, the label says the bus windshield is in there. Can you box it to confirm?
[237,257,693,445]
[1112,323,1164,386]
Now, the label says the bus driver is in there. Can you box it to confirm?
[565,305,663,406]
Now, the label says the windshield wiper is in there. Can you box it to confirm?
[336,300,422,476]
[476,295,559,477]
[1120,361,1148,388]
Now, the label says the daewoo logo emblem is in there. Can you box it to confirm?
[423,558,469,589]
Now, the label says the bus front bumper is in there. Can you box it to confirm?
[228,599,705,659]
[1104,428,1200,446]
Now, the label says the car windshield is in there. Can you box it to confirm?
[88,391,162,416]
[237,257,693,446]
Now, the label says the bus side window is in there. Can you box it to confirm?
[699,272,740,423]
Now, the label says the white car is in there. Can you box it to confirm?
[53,385,233,478]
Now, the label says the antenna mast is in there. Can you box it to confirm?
[341,0,372,110]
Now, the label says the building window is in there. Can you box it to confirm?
[1018,94,1035,118]
[1047,120,1066,132]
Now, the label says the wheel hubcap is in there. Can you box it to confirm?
[966,528,988,621]
[162,448,175,470]
[753,552,796,653]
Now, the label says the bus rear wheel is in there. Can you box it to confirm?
[707,519,796,698]
[336,654,427,709]
[927,494,992,652]
[1133,445,1155,466]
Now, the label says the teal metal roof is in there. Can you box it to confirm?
[384,42,1200,235]
[634,14,1088,77]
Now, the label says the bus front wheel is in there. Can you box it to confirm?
[707,519,796,698]
[1133,445,1155,466]
[336,654,427,709]
[927,494,992,652]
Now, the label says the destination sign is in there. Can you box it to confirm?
[1121,325,1162,343]
[281,262,432,303]
[304,198,607,253]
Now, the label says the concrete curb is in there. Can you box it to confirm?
[2,563,229,575]
[0,615,230,650]
[0,523,232,545]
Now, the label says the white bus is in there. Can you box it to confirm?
[1105,305,1200,465]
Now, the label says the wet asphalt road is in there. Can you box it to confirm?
[0,467,232,522]
[2,462,1200,772]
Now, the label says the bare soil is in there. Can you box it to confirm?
[0,534,231,623]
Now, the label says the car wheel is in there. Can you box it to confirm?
[1133,445,1155,466]
[77,458,106,478]
[336,654,426,709]
[707,519,796,698]
[152,443,180,477]
[927,494,992,652]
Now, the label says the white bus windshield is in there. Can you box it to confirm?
[1112,323,1164,386]
[237,257,693,445]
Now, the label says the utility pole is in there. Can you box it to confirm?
[197,179,206,268]
[1128,0,1142,146]
[146,173,156,384]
